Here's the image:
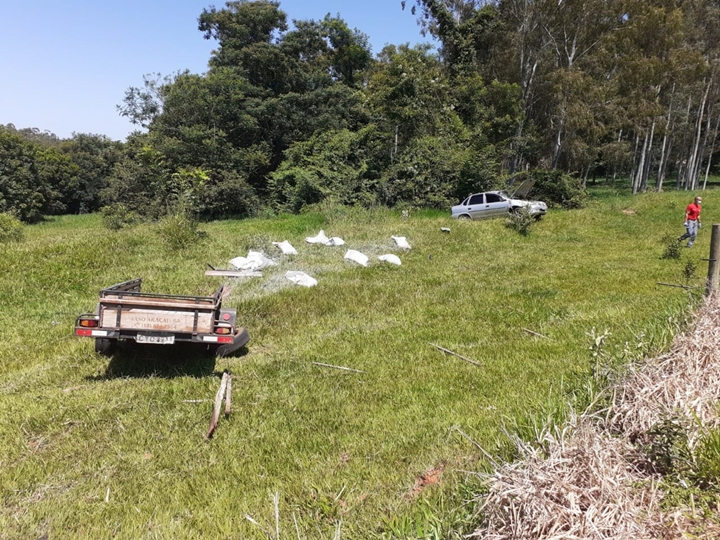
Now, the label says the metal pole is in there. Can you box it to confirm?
[706,224,720,295]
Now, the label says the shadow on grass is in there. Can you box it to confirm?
[87,343,248,380]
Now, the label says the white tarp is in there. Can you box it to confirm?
[378,254,401,265]
[229,250,277,271]
[272,240,298,255]
[306,230,345,246]
[285,270,318,287]
[391,236,411,250]
[325,237,345,246]
[344,249,369,267]
[306,230,330,244]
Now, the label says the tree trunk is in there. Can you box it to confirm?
[630,132,641,193]
[641,120,656,192]
[677,95,694,189]
[632,131,650,195]
[686,78,711,190]
[657,84,675,191]
[703,111,720,189]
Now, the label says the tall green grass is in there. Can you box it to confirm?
[0,189,708,539]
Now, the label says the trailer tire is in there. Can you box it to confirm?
[214,328,250,358]
[95,338,116,356]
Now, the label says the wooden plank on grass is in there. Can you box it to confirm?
[429,343,481,367]
[224,373,232,416]
[205,270,263,278]
[312,362,366,374]
[522,328,549,339]
[206,371,229,439]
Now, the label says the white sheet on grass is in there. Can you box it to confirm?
[306,230,330,244]
[325,237,345,246]
[391,236,411,249]
[272,240,298,255]
[378,254,401,265]
[306,230,346,246]
[229,251,277,271]
[285,271,318,287]
[344,249,369,267]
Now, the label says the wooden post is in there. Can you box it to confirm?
[706,224,720,295]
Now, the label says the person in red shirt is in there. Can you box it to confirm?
[679,196,702,247]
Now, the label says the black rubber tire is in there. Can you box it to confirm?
[458,214,472,221]
[95,338,116,356]
[214,328,250,358]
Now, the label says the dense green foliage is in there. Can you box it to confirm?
[4,0,720,223]
[0,190,707,538]
[0,212,24,242]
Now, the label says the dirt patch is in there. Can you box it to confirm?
[411,463,445,497]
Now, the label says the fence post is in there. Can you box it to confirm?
[706,224,720,295]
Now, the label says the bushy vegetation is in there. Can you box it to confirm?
[0,212,24,242]
[100,203,141,231]
[9,1,720,224]
[518,169,589,209]
[155,211,205,250]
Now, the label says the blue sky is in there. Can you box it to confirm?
[1,1,433,141]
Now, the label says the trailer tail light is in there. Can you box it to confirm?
[78,318,99,328]
[75,328,108,337]
[214,321,232,335]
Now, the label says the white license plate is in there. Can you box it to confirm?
[136,334,175,345]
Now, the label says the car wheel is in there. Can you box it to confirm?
[95,338,116,356]
[458,214,472,221]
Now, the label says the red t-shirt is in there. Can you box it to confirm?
[686,203,701,221]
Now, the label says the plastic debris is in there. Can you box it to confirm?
[344,250,369,267]
[229,251,277,271]
[325,237,346,246]
[272,240,298,255]
[378,254,401,265]
[391,236,411,250]
[306,230,330,244]
[441,227,450,233]
[285,271,318,287]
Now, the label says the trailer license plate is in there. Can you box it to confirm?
[136,334,175,345]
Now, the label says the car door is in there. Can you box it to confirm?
[466,193,486,219]
[484,192,510,217]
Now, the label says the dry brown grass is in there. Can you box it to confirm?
[471,294,720,539]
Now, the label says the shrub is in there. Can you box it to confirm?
[156,212,204,250]
[196,171,260,220]
[0,212,24,243]
[101,203,141,231]
[505,206,533,235]
[691,428,720,489]
[514,169,588,209]
[661,234,682,260]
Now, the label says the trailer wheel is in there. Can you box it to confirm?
[215,328,250,357]
[95,338,116,356]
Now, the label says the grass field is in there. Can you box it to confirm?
[0,188,710,539]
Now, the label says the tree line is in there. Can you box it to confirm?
[3,0,719,224]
